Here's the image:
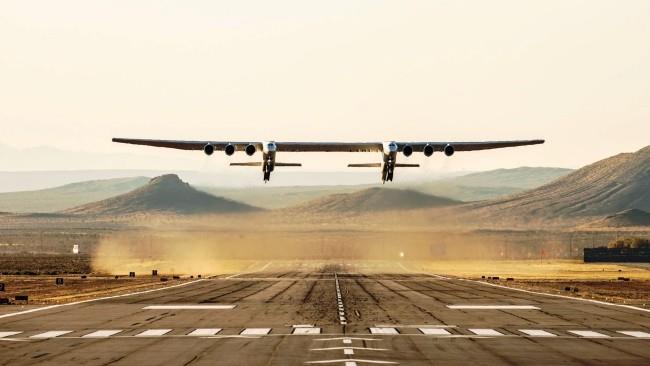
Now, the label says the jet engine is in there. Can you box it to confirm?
[203,143,215,156]
[245,144,257,156]
[402,145,413,157]
[225,144,235,156]
[424,144,434,157]
[444,144,455,156]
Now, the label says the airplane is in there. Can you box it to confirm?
[112,138,544,183]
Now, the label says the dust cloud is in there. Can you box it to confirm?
[90,214,596,275]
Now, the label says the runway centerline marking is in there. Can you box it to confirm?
[447,305,540,310]
[143,305,235,310]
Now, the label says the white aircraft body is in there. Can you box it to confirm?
[112,138,544,183]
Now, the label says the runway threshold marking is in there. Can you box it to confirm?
[519,329,556,337]
[369,327,399,335]
[0,331,21,338]
[30,331,73,339]
[468,329,504,336]
[293,328,321,335]
[419,328,451,335]
[241,328,271,335]
[305,359,397,365]
[447,305,540,310]
[143,305,235,310]
[82,330,123,338]
[135,329,172,337]
[617,331,650,338]
[187,328,222,336]
[0,279,205,320]
[568,330,610,338]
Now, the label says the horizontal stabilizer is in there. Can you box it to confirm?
[348,163,381,168]
[395,163,420,167]
[275,162,302,167]
[230,162,263,166]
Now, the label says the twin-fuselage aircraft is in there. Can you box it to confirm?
[112,138,544,183]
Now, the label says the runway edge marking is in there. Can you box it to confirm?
[398,262,650,314]
[0,279,205,320]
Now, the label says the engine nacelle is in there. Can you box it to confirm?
[444,144,455,157]
[245,144,257,156]
[423,144,434,157]
[225,144,235,156]
[203,143,215,156]
[402,145,413,157]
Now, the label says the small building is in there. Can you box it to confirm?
[584,247,650,263]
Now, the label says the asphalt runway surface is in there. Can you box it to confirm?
[0,261,649,365]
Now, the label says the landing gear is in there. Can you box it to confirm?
[263,171,271,182]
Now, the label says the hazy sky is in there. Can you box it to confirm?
[1,1,649,172]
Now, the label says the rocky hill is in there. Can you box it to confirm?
[64,174,259,215]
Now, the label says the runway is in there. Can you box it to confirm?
[0,261,649,365]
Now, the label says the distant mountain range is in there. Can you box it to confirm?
[284,187,460,214]
[466,146,650,225]
[63,175,259,216]
[584,209,650,228]
[0,167,572,212]
[0,177,149,213]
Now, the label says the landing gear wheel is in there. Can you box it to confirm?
[263,171,271,181]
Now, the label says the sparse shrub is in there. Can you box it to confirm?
[607,237,650,249]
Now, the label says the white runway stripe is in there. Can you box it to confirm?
[0,331,21,338]
[568,330,609,338]
[369,327,399,335]
[617,331,650,338]
[187,328,222,336]
[447,305,539,310]
[293,327,321,335]
[419,328,451,335]
[135,329,172,337]
[82,330,122,338]
[469,329,503,336]
[30,331,73,338]
[519,329,556,337]
[241,328,271,335]
[143,305,235,310]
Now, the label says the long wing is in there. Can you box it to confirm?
[112,138,254,151]
[400,140,544,152]
[112,138,382,152]
[112,138,543,152]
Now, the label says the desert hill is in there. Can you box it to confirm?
[64,174,259,215]
[285,187,460,214]
[585,209,650,228]
[0,177,149,213]
[469,146,650,223]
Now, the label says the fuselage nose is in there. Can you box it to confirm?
[262,141,277,154]
[383,141,398,154]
